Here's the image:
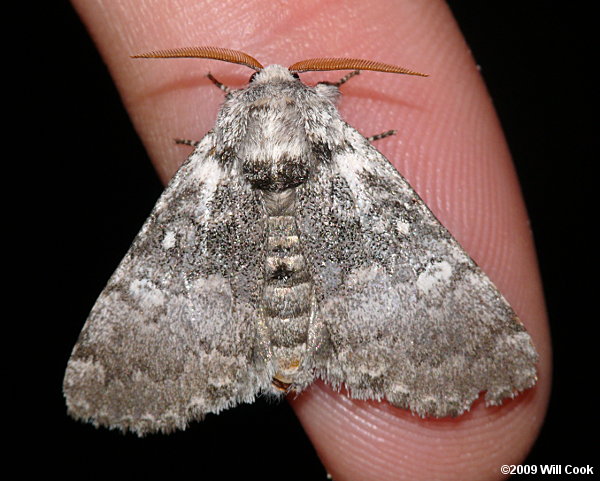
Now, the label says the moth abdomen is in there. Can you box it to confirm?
[266,255,309,284]
[263,283,313,318]
[259,189,316,387]
[262,210,314,320]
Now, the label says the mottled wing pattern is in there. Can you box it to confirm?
[296,125,538,417]
[63,134,270,434]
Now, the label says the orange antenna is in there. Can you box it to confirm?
[288,57,427,77]
[131,46,264,71]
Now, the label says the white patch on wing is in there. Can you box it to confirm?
[345,265,383,287]
[335,151,373,211]
[416,261,453,293]
[396,219,410,235]
[129,279,166,307]
[162,230,176,249]
[197,159,222,198]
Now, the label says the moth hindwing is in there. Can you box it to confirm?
[64,48,537,435]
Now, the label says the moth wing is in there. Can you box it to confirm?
[296,126,538,417]
[64,133,270,435]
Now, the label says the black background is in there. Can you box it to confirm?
[24,2,595,479]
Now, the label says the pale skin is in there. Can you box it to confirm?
[69,1,550,480]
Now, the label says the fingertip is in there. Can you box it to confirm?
[291,380,545,480]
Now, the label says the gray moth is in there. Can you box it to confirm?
[63,47,538,435]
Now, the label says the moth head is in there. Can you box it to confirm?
[131,47,428,83]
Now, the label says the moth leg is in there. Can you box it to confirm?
[174,138,200,147]
[207,72,232,93]
[367,129,397,142]
[318,70,361,88]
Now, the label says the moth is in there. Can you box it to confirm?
[64,47,538,435]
